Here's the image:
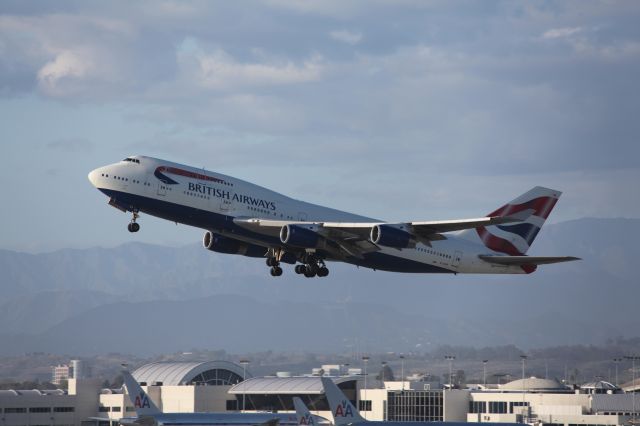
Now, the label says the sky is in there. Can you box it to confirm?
[1,0,639,252]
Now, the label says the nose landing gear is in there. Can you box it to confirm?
[127,211,140,233]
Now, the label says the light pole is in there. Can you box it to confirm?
[362,356,369,419]
[482,360,488,387]
[445,355,455,389]
[520,355,528,423]
[613,357,623,387]
[625,355,640,424]
[399,355,405,391]
[240,359,249,412]
[381,361,387,385]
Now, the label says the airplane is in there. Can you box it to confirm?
[120,369,326,426]
[293,398,324,426]
[319,376,520,426]
[88,156,579,277]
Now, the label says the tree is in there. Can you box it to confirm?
[376,364,395,381]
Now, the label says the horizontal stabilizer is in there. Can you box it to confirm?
[479,255,581,266]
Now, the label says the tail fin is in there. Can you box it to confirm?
[122,370,161,416]
[462,186,562,255]
[320,377,366,425]
[293,397,316,426]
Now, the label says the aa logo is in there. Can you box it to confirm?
[334,401,353,417]
[299,414,315,426]
[134,392,150,408]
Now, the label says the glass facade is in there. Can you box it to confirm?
[489,401,507,413]
[470,401,486,413]
[187,369,244,386]
[386,390,443,421]
[238,381,357,412]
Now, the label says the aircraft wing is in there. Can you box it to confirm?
[407,214,529,234]
[235,214,523,236]
[479,255,581,266]
[233,213,528,255]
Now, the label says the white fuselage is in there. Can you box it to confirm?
[88,156,526,274]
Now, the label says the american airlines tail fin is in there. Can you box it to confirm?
[293,397,316,426]
[122,370,161,416]
[461,186,561,255]
[320,377,366,426]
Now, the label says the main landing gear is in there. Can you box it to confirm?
[265,249,329,278]
[127,211,140,233]
[266,257,283,277]
[294,254,329,278]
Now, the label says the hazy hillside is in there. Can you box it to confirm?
[1,218,638,355]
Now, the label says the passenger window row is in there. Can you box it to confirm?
[101,174,151,186]
[416,247,458,260]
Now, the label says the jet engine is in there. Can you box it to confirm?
[370,224,414,248]
[280,224,320,248]
[202,232,266,258]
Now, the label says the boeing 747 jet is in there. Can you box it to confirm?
[88,156,578,277]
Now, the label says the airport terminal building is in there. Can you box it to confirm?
[2,360,640,426]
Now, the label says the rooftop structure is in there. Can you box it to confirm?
[132,361,247,386]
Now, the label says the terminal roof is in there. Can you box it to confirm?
[229,376,357,394]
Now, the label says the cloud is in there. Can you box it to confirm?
[37,50,93,95]
[542,27,582,39]
[184,48,324,90]
[329,29,363,45]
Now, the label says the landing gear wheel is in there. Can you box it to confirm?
[128,211,140,233]
[270,266,283,277]
[317,267,329,277]
[294,264,306,274]
[303,266,316,278]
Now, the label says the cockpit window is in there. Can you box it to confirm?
[122,158,140,164]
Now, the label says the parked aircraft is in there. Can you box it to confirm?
[293,397,322,426]
[88,156,578,277]
[120,370,318,426]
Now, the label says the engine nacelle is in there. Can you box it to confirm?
[280,224,319,248]
[202,232,266,258]
[370,224,414,248]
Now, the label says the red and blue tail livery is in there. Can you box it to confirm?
[89,156,579,277]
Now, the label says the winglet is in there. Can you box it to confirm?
[122,369,161,416]
[293,397,316,426]
[320,377,366,425]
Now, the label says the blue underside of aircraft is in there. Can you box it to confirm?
[99,188,452,274]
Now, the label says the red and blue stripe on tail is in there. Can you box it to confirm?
[473,186,561,257]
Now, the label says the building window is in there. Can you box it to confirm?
[359,400,372,411]
[387,390,443,422]
[226,400,238,411]
[29,407,52,413]
[54,407,75,413]
[470,401,486,413]
[5,407,27,413]
[510,401,529,413]
[98,406,110,412]
[125,406,136,412]
[187,369,244,386]
[111,407,121,412]
[489,401,507,414]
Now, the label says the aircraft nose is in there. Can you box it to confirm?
[88,168,100,187]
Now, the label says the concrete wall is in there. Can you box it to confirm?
[444,389,470,421]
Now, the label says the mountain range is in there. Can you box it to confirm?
[1,217,638,356]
